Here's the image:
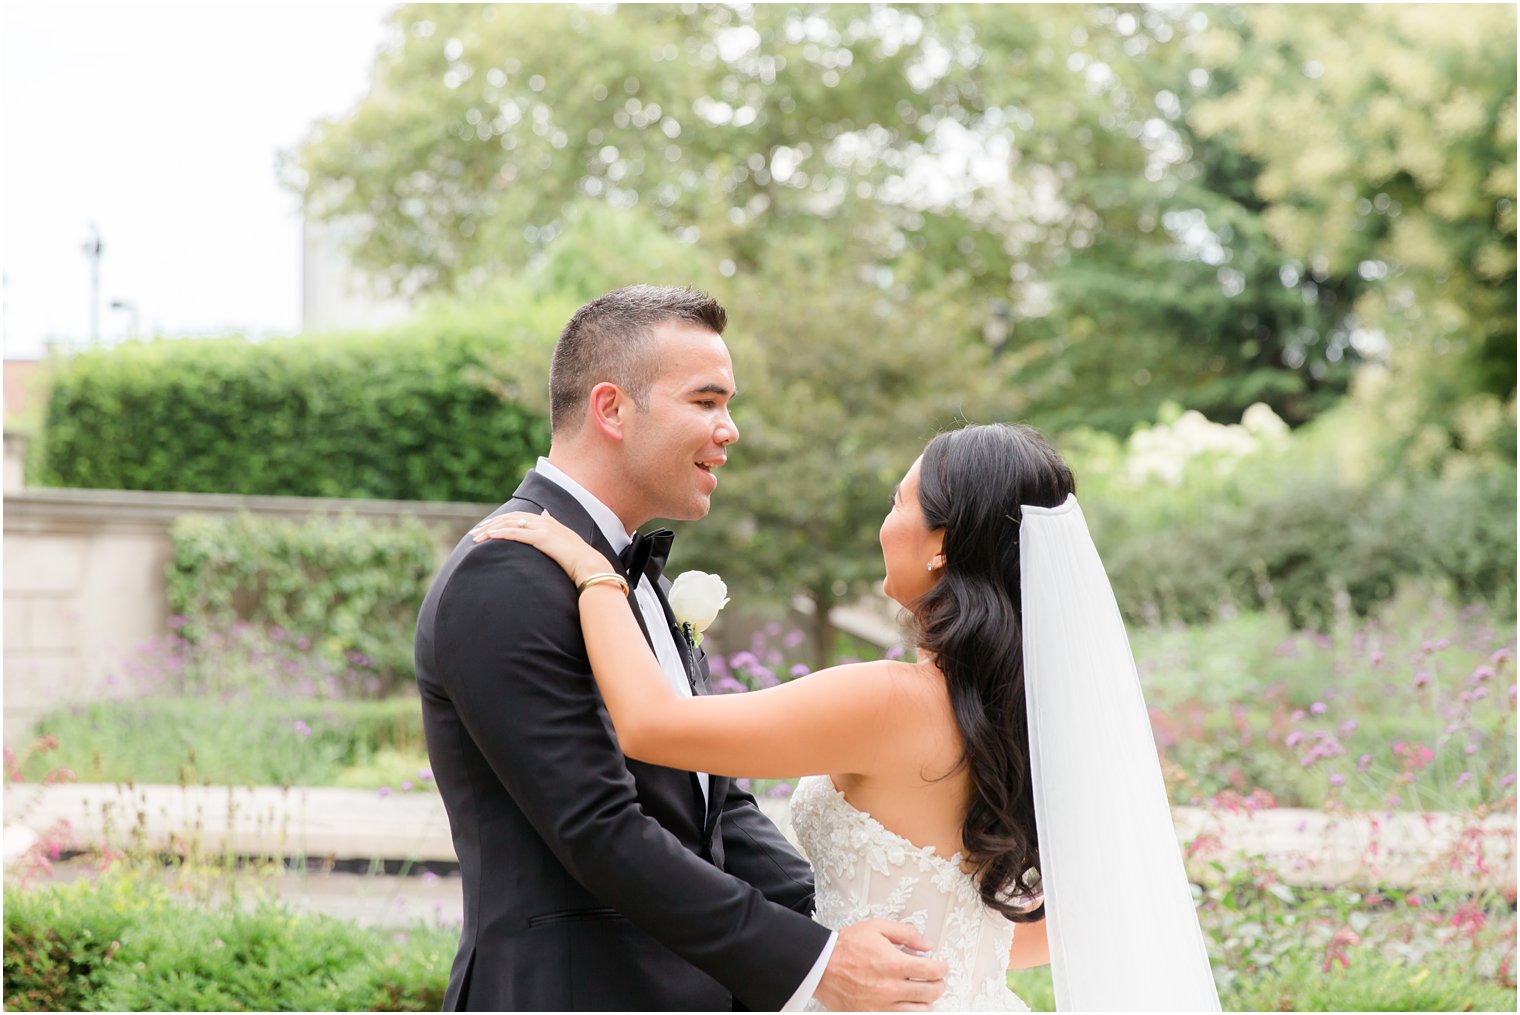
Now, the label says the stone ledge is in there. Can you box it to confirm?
[5,782,1513,893]
[4,487,495,532]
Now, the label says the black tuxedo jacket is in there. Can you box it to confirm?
[415,470,830,1011]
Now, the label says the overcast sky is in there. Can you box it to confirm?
[1,1,397,359]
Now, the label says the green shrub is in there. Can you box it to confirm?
[34,321,551,503]
[167,513,438,694]
[26,697,427,788]
[3,875,451,1012]
[1093,468,1516,628]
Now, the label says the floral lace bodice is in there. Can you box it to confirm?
[791,775,1030,1012]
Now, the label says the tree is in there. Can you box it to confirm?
[673,241,1001,662]
[287,3,1366,437]
[1189,4,1517,412]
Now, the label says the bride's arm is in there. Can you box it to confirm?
[1007,916,1049,969]
[575,580,915,778]
[472,510,926,779]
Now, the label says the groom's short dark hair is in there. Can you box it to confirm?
[549,285,728,432]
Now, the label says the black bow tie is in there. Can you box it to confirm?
[619,528,675,591]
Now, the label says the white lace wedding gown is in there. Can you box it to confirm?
[791,775,1031,1012]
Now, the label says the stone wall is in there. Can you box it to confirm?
[2,487,490,742]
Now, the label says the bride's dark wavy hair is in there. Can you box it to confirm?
[911,422,1074,923]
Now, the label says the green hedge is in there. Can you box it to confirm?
[1095,468,1518,628]
[35,325,549,503]
[3,876,450,1011]
[167,513,438,695]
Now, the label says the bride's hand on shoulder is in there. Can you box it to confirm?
[470,511,613,586]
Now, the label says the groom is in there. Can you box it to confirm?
[415,286,946,1011]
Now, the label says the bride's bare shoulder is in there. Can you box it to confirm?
[817,657,948,707]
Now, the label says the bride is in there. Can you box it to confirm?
[474,422,1220,1012]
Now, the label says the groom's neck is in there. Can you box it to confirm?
[543,445,647,534]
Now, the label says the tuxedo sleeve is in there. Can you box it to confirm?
[431,541,830,1011]
[717,780,816,916]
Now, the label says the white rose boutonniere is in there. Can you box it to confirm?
[668,570,729,649]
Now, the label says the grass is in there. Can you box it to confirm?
[21,697,429,791]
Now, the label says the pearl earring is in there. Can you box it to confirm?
[926,561,937,572]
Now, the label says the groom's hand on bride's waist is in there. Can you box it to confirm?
[812,919,948,1012]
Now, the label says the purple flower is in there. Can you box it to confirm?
[1500,773,1516,789]
[1465,744,1479,755]
[1370,651,1384,667]
[1412,671,1430,690]
[1329,773,1346,787]
[296,637,311,651]
[1285,731,1306,748]
[729,651,759,671]
[885,645,905,661]
[1357,754,1373,773]
[789,664,810,678]
[766,782,793,799]
[783,630,806,649]
[377,786,392,798]
[421,870,441,885]
[292,720,312,737]
[1338,719,1359,736]
[419,768,433,782]
[736,778,752,792]
[1470,665,1495,684]
[401,781,414,792]
[1491,648,1511,665]
[763,621,782,638]
[1310,701,1327,715]
[1455,772,1473,789]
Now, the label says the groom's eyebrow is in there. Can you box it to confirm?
[688,383,734,399]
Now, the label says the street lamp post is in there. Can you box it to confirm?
[82,223,103,347]
[109,299,140,340]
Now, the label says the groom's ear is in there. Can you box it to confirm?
[587,382,627,442]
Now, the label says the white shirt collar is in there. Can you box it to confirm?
[534,456,634,555]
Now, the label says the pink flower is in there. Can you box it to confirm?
[377,786,392,798]
[1412,671,1430,690]
[401,781,414,792]
[1310,701,1327,715]
[1338,719,1359,735]
[1357,754,1373,773]
[1471,665,1496,683]
[292,720,312,737]
[1455,772,1473,789]
[418,769,433,782]
[1329,772,1346,787]
[1369,651,1384,666]
[1286,731,1306,748]
[766,782,794,799]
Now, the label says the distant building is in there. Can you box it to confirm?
[301,215,412,333]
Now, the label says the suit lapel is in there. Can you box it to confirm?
[656,575,727,832]
[511,472,715,830]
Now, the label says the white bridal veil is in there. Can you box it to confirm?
[1020,495,1221,1011]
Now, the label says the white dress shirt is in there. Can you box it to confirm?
[533,458,835,1011]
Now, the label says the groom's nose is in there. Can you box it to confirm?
[715,411,739,445]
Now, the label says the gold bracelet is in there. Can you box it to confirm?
[576,572,630,596]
